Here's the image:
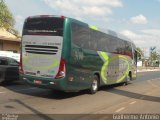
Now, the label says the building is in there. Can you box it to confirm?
[0,28,21,53]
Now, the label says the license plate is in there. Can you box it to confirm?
[34,80,42,84]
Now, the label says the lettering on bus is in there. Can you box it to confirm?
[41,42,61,46]
[74,50,84,61]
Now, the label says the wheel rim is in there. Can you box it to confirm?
[92,79,98,91]
[127,75,130,82]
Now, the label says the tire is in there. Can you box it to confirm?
[89,75,99,94]
[124,74,131,85]
[0,72,5,85]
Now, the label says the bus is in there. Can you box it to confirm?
[20,15,137,94]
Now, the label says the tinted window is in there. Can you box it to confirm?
[8,59,19,66]
[23,17,64,36]
[95,31,104,51]
[71,21,133,58]
[71,22,90,49]
[124,41,132,57]
[0,59,8,65]
[108,36,118,53]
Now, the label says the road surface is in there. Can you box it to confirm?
[0,71,160,120]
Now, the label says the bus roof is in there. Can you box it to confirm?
[26,15,65,19]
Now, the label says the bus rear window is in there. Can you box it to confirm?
[23,17,64,36]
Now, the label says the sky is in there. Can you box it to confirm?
[5,0,160,56]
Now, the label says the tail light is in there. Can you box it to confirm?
[19,53,24,74]
[60,16,65,19]
[55,58,66,79]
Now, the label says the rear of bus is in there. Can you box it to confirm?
[20,15,68,90]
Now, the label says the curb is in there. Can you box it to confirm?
[137,69,160,73]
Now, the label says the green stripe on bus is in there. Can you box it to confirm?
[98,51,109,84]
[23,54,59,69]
[27,60,59,69]
[114,56,130,83]
[89,25,98,30]
[98,51,130,84]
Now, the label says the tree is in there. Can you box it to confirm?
[0,0,20,38]
[149,51,160,67]
[0,0,15,30]
[150,52,160,61]
[136,47,144,60]
[0,0,20,37]
[8,28,20,38]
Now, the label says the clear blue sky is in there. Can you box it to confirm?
[5,0,160,55]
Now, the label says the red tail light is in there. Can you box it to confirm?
[19,53,24,74]
[60,16,65,19]
[55,58,66,79]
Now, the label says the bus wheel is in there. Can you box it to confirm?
[124,74,131,85]
[0,72,5,85]
[89,75,99,94]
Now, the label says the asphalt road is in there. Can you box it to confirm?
[0,71,160,120]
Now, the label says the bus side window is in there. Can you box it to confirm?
[71,22,90,49]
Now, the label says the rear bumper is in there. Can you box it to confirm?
[20,74,67,91]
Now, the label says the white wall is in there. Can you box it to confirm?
[0,51,20,62]
[137,61,142,67]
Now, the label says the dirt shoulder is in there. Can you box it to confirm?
[137,66,160,72]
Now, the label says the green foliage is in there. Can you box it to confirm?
[136,47,144,60]
[8,28,20,38]
[149,51,160,67]
[0,0,15,30]
[150,52,160,61]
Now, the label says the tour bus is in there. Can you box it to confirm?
[20,15,137,94]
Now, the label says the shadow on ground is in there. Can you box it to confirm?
[2,80,89,99]
[2,80,160,102]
